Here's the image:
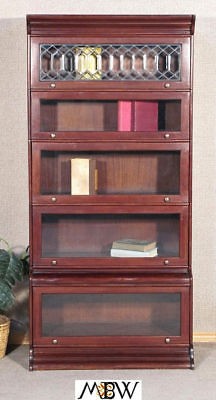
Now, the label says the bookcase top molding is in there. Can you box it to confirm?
[27,14,195,37]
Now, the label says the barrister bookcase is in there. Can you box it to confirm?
[27,15,195,370]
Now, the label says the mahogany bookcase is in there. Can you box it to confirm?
[27,15,195,370]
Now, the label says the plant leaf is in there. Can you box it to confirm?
[0,250,24,286]
[0,281,15,313]
[9,253,24,282]
[20,248,30,276]
[0,249,10,280]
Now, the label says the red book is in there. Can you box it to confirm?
[134,101,158,132]
[118,101,133,131]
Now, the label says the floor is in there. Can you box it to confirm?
[0,344,215,400]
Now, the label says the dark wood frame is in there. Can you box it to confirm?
[31,205,189,268]
[30,271,192,369]
[31,141,190,205]
[30,36,191,91]
[33,285,190,346]
[27,14,195,370]
[30,91,190,141]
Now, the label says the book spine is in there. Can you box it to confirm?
[89,159,97,195]
[118,101,132,131]
[134,101,158,132]
[60,159,71,194]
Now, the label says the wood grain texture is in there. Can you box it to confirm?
[27,15,195,36]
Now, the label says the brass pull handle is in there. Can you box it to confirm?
[50,133,56,139]
[164,133,170,139]
[164,196,170,203]
[51,260,57,265]
[164,82,171,88]
[164,259,169,265]
[52,339,58,344]
[50,83,56,88]
[165,337,171,344]
[51,197,57,203]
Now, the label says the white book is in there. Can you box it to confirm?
[110,247,158,258]
[71,158,97,195]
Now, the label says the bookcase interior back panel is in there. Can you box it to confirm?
[40,150,180,195]
[40,213,180,258]
[41,292,181,336]
[39,100,181,132]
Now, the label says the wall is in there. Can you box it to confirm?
[0,1,215,337]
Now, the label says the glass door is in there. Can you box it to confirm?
[32,142,189,204]
[31,92,189,140]
[40,43,181,82]
[33,285,190,346]
[32,205,188,267]
[30,37,191,89]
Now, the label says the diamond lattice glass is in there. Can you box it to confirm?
[40,44,181,81]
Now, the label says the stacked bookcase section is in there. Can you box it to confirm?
[27,15,195,370]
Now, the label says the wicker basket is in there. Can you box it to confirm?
[0,315,10,359]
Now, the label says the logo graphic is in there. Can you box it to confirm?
[75,380,142,400]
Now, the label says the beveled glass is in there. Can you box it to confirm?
[40,44,181,81]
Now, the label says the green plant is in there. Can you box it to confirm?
[0,238,29,315]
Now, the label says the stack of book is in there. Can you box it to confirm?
[110,238,157,258]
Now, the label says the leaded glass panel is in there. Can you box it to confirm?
[40,44,181,81]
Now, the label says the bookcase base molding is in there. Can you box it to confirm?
[29,345,194,371]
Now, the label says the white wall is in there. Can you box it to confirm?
[0,1,215,335]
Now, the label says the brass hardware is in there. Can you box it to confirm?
[52,339,58,344]
[164,259,169,265]
[50,83,56,88]
[164,133,170,139]
[164,196,170,203]
[51,260,57,265]
[165,337,171,344]
[50,133,56,139]
[51,197,57,202]
[164,82,171,88]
